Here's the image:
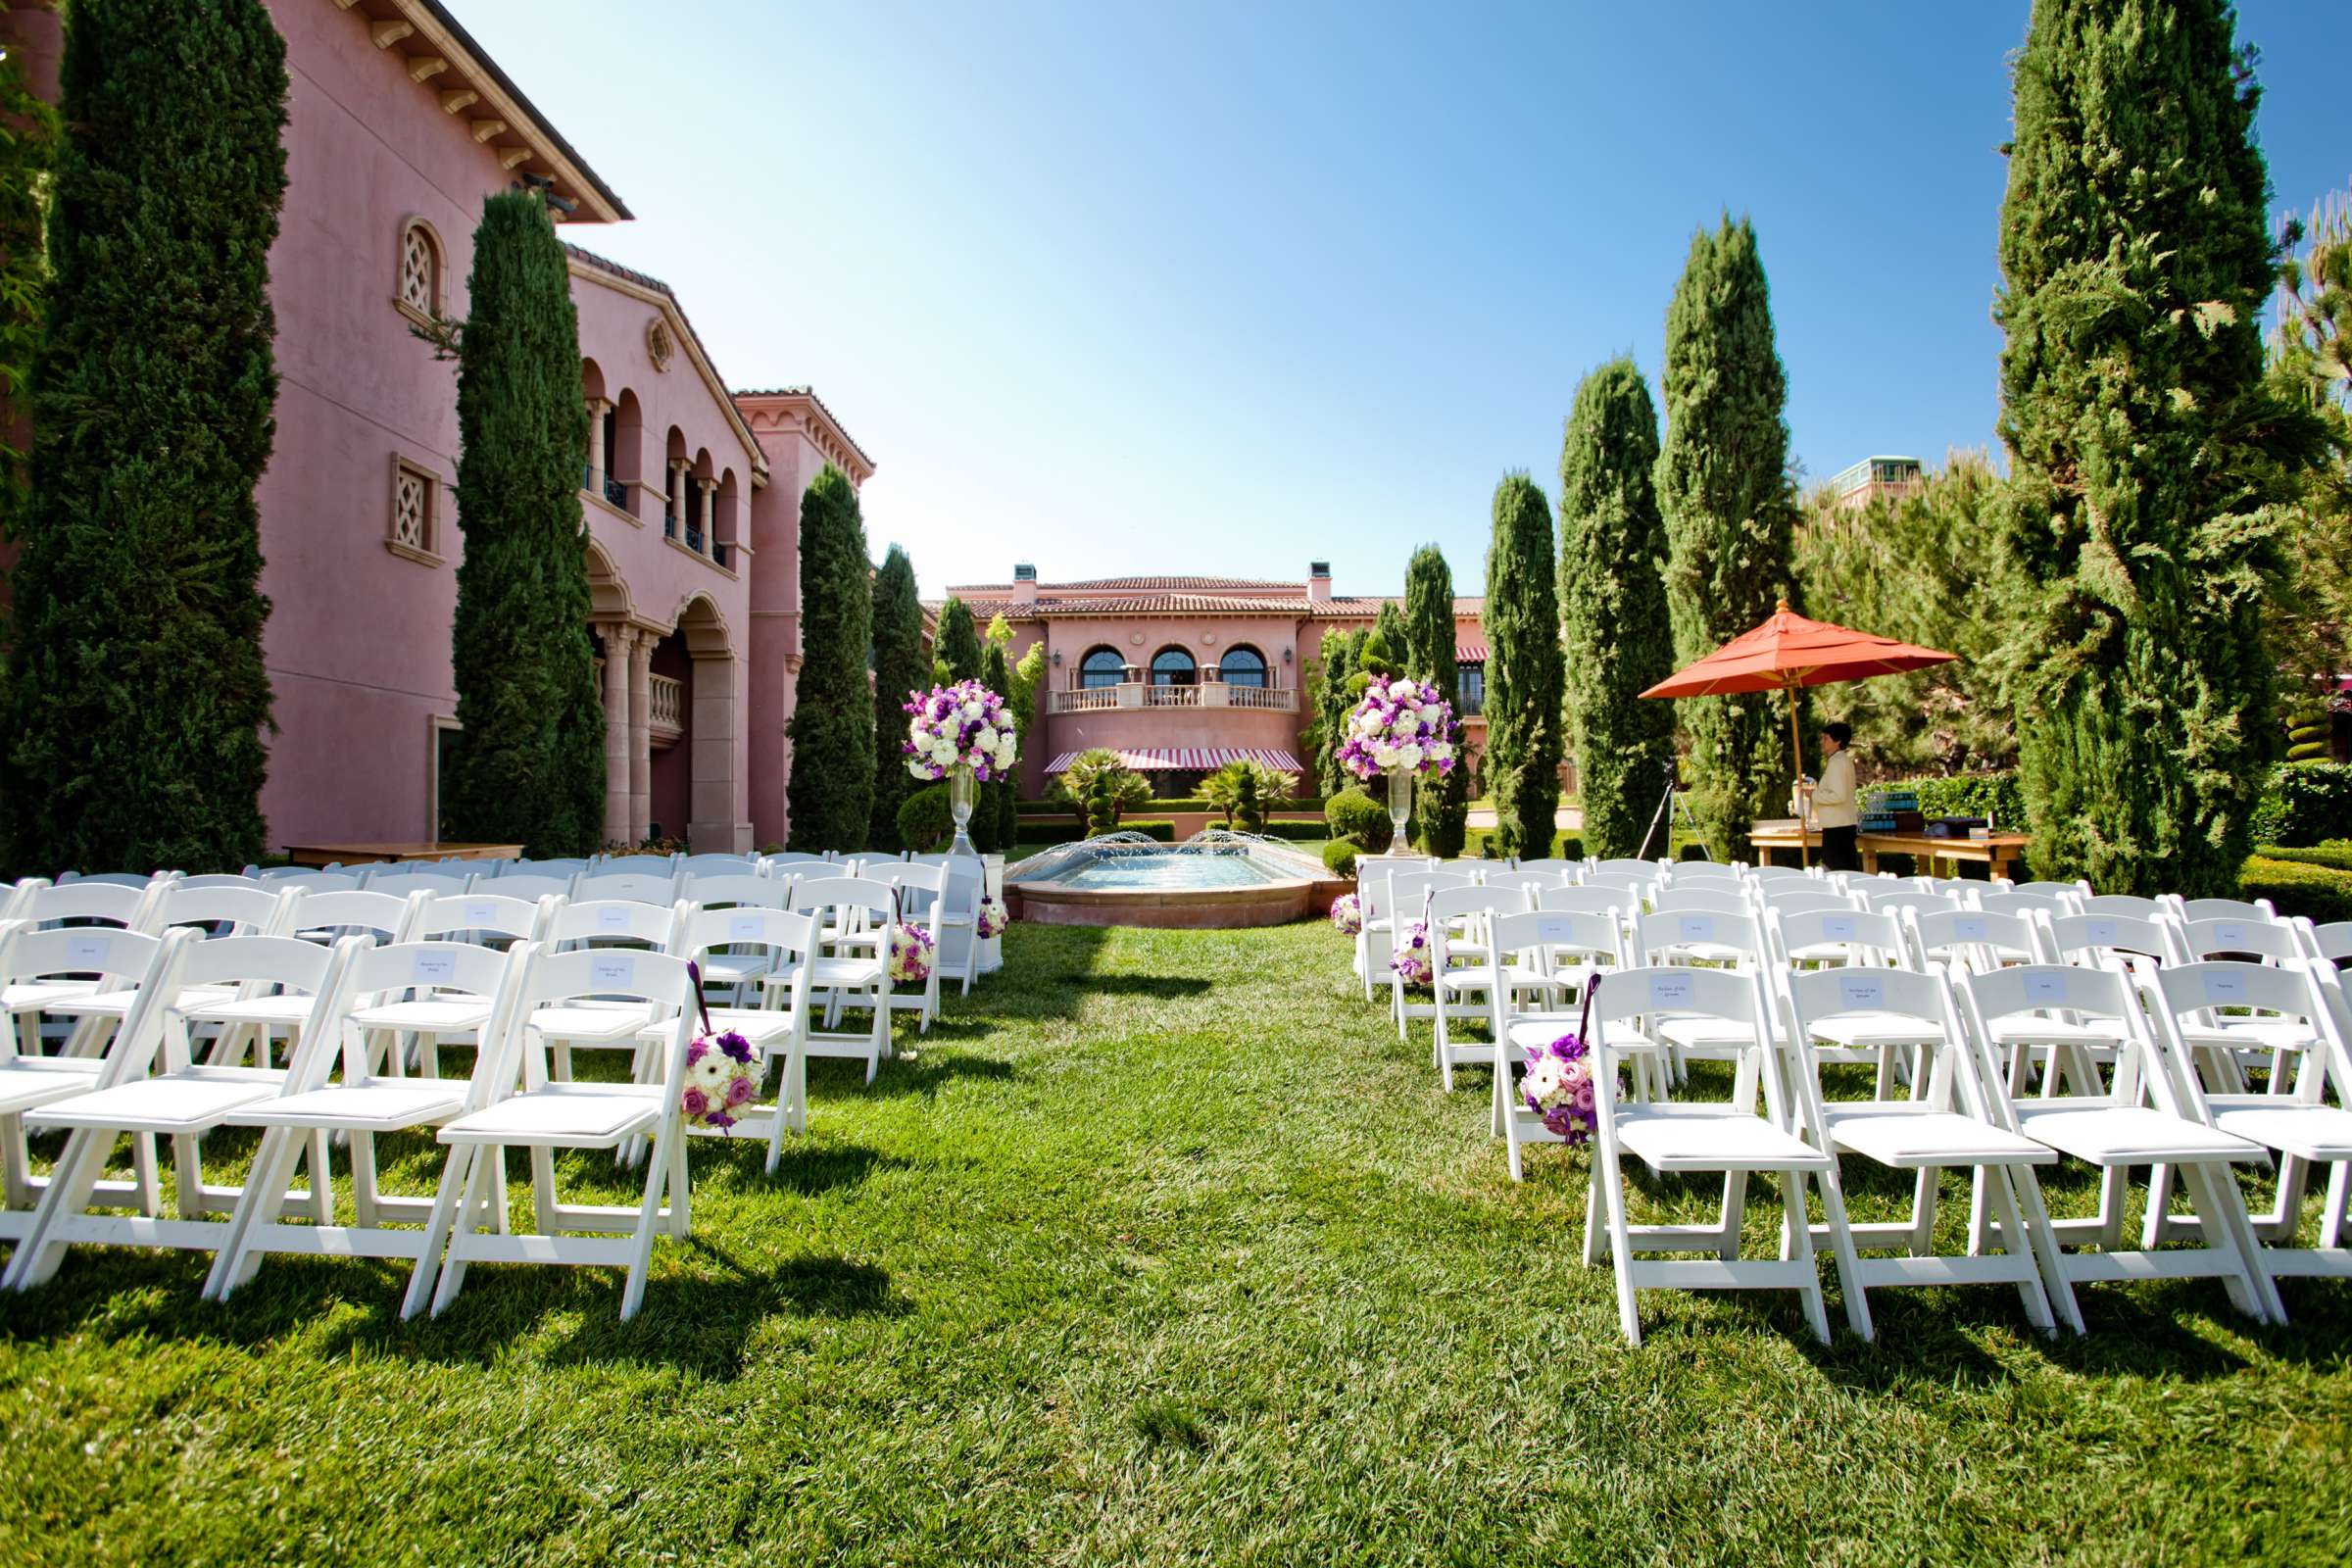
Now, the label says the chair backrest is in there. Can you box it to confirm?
[287,889,423,945]
[1650,888,1751,917]
[273,871,369,895]
[416,892,553,945]
[2079,893,2167,919]
[0,924,169,1044]
[596,853,680,875]
[1953,960,2157,1108]
[1978,891,2074,920]
[1747,865,1820,885]
[687,873,789,911]
[490,946,696,1105]
[13,879,154,930]
[1421,885,1523,951]
[571,870,683,906]
[1780,964,1986,1118]
[2178,896,2278,923]
[1536,885,1630,919]
[1592,858,1665,878]
[2042,910,2175,965]
[363,870,474,899]
[2137,959,2348,1110]
[1480,869,1556,897]
[1904,906,2040,971]
[548,899,683,951]
[1512,858,1577,877]
[153,883,291,937]
[678,854,760,878]
[1662,862,1742,887]
[1767,906,1908,968]
[172,873,262,891]
[676,906,821,1008]
[760,853,830,873]
[1634,907,1763,965]
[2307,920,2352,964]
[481,873,573,902]
[1491,907,1624,966]
[59,871,171,889]
[506,858,590,879]
[1865,888,1963,916]
[2177,914,2301,964]
[791,876,899,924]
[2012,879,2091,900]
[1754,887,1857,916]
[308,939,525,1092]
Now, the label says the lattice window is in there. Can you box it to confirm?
[398,222,439,317]
[389,459,437,561]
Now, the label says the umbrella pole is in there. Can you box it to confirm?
[1786,678,1809,869]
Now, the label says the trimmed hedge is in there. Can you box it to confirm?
[1881,771,2028,827]
[1325,788,1393,852]
[2251,842,2352,872]
[2240,856,2352,925]
[1323,840,1359,876]
[2250,763,2352,848]
[1464,827,1585,861]
[1018,796,1325,815]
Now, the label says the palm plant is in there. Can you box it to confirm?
[1201,760,1298,829]
[1054,749,1150,826]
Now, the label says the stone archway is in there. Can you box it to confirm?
[672,593,744,851]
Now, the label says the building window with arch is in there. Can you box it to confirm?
[1457,662,1486,717]
[396,219,443,326]
[1219,643,1267,688]
[1151,646,1197,687]
[1078,646,1125,689]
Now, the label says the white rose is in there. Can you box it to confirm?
[995,739,1016,765]
[1397,743,1423,768]
[961,700,984,720]
[973,726,998,752]
[1421,704,1445,726]
[1430,742,1453,762]
[1393,679,1418,699]
[1372,744,1400,768]
[907,758,930,779]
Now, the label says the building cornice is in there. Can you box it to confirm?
[565,252,769,486]
[733,389,876,484]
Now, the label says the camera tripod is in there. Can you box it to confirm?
[1636,759,1709,863]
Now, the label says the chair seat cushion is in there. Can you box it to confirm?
[809,957,886,987]
[2179,1021,2317,1054]
[1615,1106,1830,1172]
[1505,1017,1656,1054]
[1807,1012,1944,1049]
[0,979,102,1011]
[438,1083,663,1147]
[529,1002,663,1041]
[31,1067,284,1132]
[697,955,772,984]
[1652,1015,1780,1051]
[1989,1016,2122,1048]
[0,1055,107,1115]
[46,984,234,1018]
[642,1005,799,1047]
[1825,1105,2054,1167]
[181,994,317,1028]
[1439,964,1550,994]
[231,1082,467,1129]
[2014,1103,2262,1165]
[351,999,493,1033]
[2212,1102,2352,1161]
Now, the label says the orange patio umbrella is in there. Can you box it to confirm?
[1639,599,1956,864]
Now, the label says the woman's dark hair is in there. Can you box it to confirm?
[1824,721,1853,747]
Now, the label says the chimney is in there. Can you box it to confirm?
[1308,560,1332,604]
[1012,562,1037,609]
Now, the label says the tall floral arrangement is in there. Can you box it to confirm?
[904,680,1016,780]
[1339,675,1458,779]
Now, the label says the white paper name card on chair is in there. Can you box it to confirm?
[1536,914,1580,945]
[1820,915,1857,942]
[1838,973,1886,1010]
[1952,915,1989,942]
[1677,915,1715,943]
[66,934,114,966]
[1648,971,1694,1008]
[596,906,630,933]
[411,951,457,985]
[590,955,636,989]
[727,915,764,942]
[2213,923,2247,948]
[2083,918,2118,947]
[2023,971,2071,1004]
[2203,969,2249,1005]
[464,902,499,926]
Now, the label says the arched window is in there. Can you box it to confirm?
[397,219,443,321]
[1219,644,1267,688]
[1151,646,1198,687]
[1079,646,1125,690]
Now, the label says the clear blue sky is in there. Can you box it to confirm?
[456,1,2350,600]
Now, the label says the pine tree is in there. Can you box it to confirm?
[936,596,982,683]
[867,545,926,852]
[440,191,603,856]
[784,466,875,851]
[1655,216,1802,859]
[1482,473,1564,860]
[1561,360,1678,858]
[1,0,286,874]
[1403,544,1468,858]
[1993,0,2326,896]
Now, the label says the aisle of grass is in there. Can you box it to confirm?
[4,923,2350,1563]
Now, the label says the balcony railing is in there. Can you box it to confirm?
[1048,683,1297,715]
[685,524,705,554]
[604,476,628,510]
[649,673,684,739]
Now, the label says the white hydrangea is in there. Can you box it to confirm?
[973,725,998,752]
[1397,743,1423,768]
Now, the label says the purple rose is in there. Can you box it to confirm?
[725,1075,756,1106]
[683,1087,709,1117]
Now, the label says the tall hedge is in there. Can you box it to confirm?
[1403,544,1468,857]
[443,191,603,856]
[1655,216,1802,860]
[867,544,926,851]
[785,466,875,851]
[0,2,57,530]
[936,595,981,683]
[1992,0,2325,897]
[1,0,286,874]
[1561,360,1678,858]
[1483,472,1563,859]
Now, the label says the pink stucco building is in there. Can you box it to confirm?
[935,564,1488,799]
[1,0,872,853]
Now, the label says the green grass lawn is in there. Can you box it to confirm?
[6,923,2352,1563]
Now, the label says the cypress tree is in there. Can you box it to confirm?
[1359,601,1408,683]
[1403,544,1468,858]
[442,191,603,856]
[936,596,982,683]
[978,639,1015,851]
[1992,0,2323,896]
[1313,629,1361,793]
[0,5,56,530]
[1655,216,1802,859]
[1561,360,1678,858]
[867,544,926,851]
[784,466,875,852]
[1483,473,1564,860]
[0,0,286,874]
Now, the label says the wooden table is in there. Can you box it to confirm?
[1747,822,2032,880]
[280,841,523,867]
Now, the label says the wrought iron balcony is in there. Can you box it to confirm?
[1047,683,1297,714]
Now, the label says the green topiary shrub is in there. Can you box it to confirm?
[1322,840,1360,877]
[897,783,953,854]
[2253,841,2352,872]
[2240,856,2352,924]
[1324,787,1393,852]
[2251,763,2352,848]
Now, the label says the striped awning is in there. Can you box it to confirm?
[1456,641,1488,664]
[1045,747,1304,774]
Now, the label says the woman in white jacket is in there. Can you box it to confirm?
[1809,721,1860,871]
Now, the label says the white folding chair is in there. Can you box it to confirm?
[1952,963,2281,1324]
[2079,893,2168,920]
[364,870,477,900]
[408,946,700,1321]
[1650,888,1752,919]
[663,906,818,1171]
[573,869,686,907]
[536,899,688,1082]
[1425,884,1543,1088]
[1779,964,2069,1338]
[2012,879,2092,901]
[874,864,950,1032]
[779,878,895,1083]
[1488,909,1655,1178]
[351,892,559,1079]
[1581,964,1861,1346]
[204,940,532,1301]
[906,854,986,996]
[1769,906,1936,1100]
[4,933,367,1290]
